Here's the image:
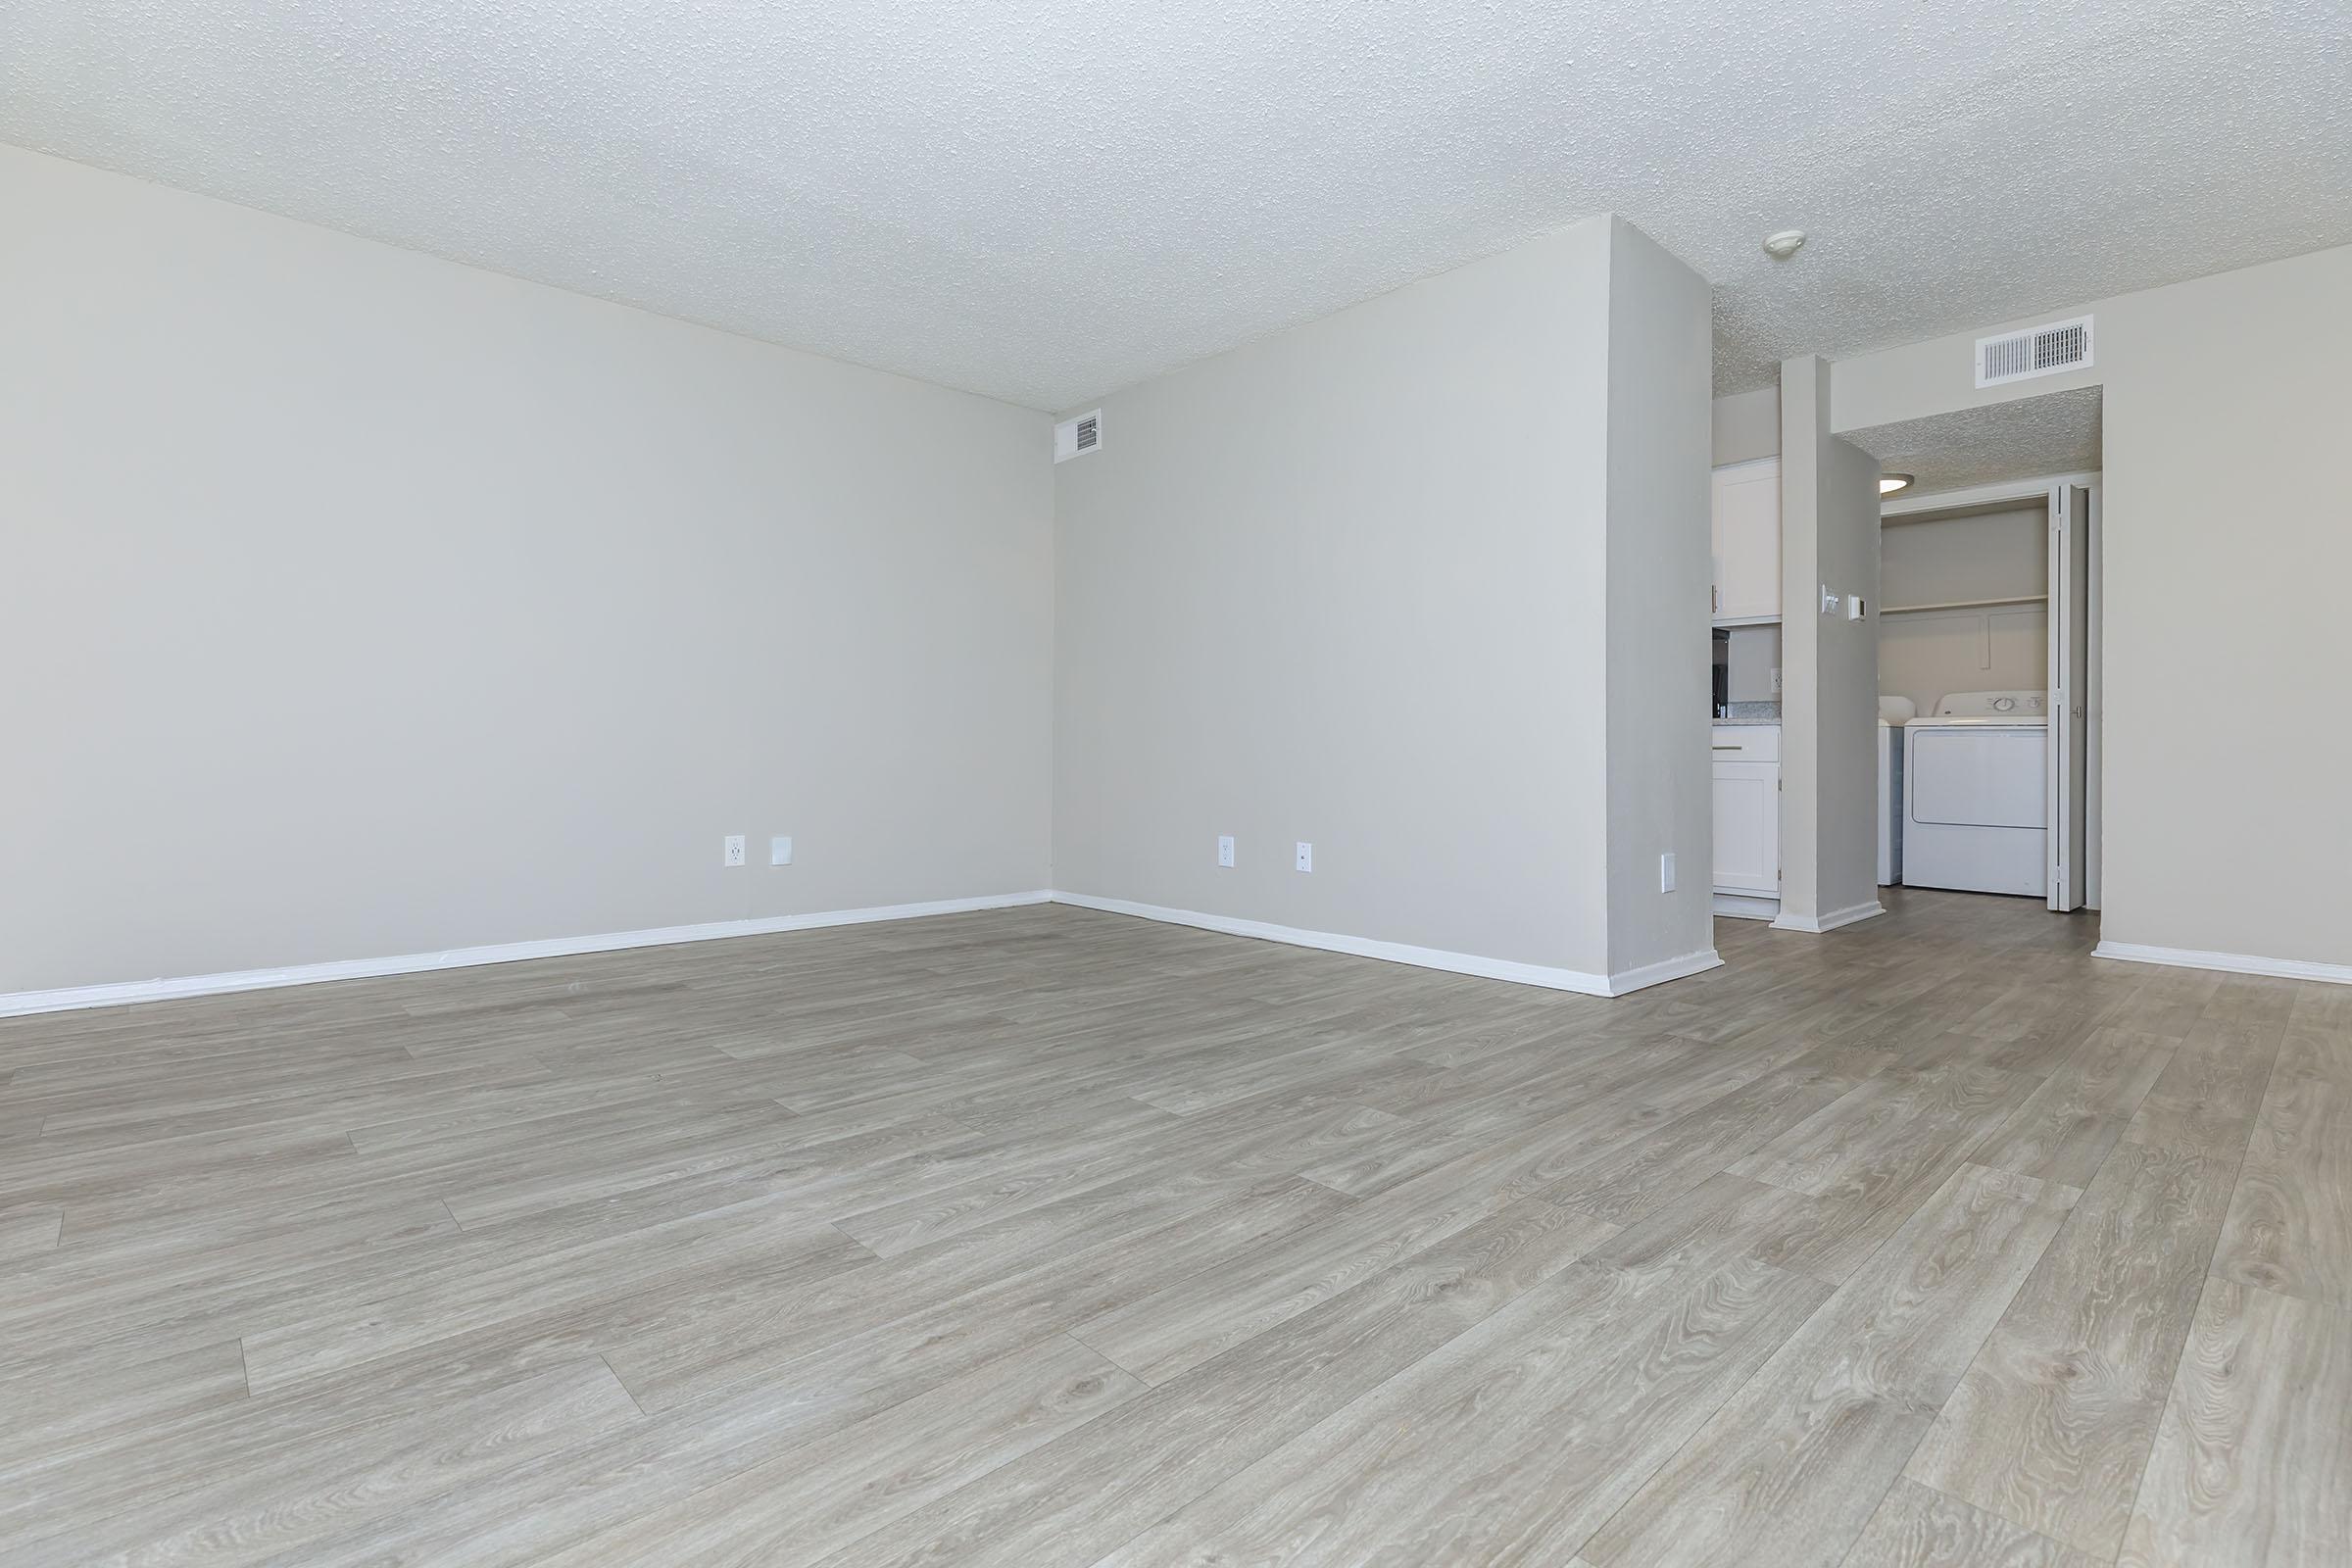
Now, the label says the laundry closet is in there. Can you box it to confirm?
[1876,482,2096,911]
[1877,501,2050,897]
[1877,505,2048,719]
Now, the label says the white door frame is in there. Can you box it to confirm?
[1882,466,2102,912]
[2047,483,2091,911]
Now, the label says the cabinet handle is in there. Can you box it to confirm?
[1711,744,1742,751]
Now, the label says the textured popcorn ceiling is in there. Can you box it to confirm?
[4,2,2347,410]
[1847,387,2104,497]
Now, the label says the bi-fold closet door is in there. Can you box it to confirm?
[2046,483,2090,912]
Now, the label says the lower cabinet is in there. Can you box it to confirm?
[1710,726,1781,897]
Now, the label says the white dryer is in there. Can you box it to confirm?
[1902,690,2048,898]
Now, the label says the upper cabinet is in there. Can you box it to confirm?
[1711,457,1781,624]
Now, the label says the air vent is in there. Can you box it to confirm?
[1054,410,1102,463]
[1976,316,2092,388]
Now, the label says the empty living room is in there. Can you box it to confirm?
[5,4,2348,1565]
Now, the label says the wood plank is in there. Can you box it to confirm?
[1902,1140,2251,1557]
[2121,996,2284,1159]
[1972,1025,2176,1190]
[2118,1279,2352,1567]
[1068,1148,1534,1385]
[525,1336,1143,1568]
[1577,1163,2076,1568]
[239,1198,871,1393]
[0,1200,64,1258]
[1,1358,639,1566]
[2208,993,2352,1307]
[1725,1060,2044,1280]
[1846,1478,2104,1568]
[1097,1243,1827,1565]
[1545,1041,1891,1225]
[605,1171,1349,1415]
[814,1200,1616,1568]
[0,1335,252,1477]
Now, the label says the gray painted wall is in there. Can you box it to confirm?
[1814,435,1886,921]
[1,146,1055,994]
[1710,385,1781,466]
[1054,216,1712,984]
[1603,220,1718,976]
[1833,243,2352,968]
[1776,358,1883,929]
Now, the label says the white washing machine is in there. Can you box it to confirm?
[1902,689,2048,898]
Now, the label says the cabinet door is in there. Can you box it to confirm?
[1711,761,1781,894]
[1712,462,1781,622]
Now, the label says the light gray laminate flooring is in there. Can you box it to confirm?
[2,890,2343,1566]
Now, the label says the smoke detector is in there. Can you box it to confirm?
[1761,229,1807,260]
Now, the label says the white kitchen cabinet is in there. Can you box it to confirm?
[1711,725,1780,897]
[1711,458,1781,624]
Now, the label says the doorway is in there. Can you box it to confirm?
[1844,386,2103,912]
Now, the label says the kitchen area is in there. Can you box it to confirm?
[1708,412,2099,924]
[1708,456,1786,919]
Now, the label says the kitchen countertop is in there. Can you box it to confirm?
[1711,717,1783,727]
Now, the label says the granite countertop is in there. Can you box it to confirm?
[1711,717,1784,727]
[1712,702,1782,727]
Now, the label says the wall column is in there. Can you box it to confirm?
[1774,356,1884,934]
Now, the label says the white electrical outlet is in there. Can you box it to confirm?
[1295,842,1313,873]
[722,834,746,867]
[1217,835,1236,868]
[1660,852,1677,893]
[769,835,793,866]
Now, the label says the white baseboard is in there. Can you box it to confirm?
[2093,941,2352,988]
[0,891,1054,1018]
[1770,900,1886,935]
[1711,893,1780,921]
[1049,892,1719,997]
[1602,946,1727,995]
[2,886,1739,1018]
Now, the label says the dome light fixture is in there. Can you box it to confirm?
[1879,473,1916,495]
[1762,229,1807,260]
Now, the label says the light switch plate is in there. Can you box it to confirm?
[769,835,793,865]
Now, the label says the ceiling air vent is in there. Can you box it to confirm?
[1054,410,1102,464]
[1977,316,2092,388]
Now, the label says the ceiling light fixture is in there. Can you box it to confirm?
[1761,229,1807,260]
[1879,473,1915,495]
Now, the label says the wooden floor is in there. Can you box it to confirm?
[3,892,2345,1567]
